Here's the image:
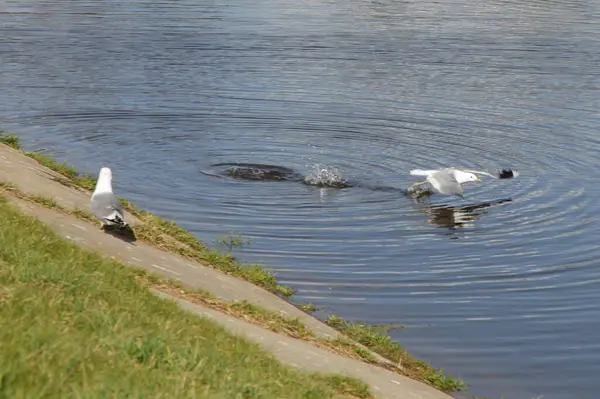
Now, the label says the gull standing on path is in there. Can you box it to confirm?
[409,167,519,198]
[91,167,128,229]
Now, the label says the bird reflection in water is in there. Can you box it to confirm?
[411,193,512,233]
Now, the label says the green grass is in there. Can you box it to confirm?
[327,315,465,391]
[0,197,372,399]
[0,130,20,149]
[321,376,372,399]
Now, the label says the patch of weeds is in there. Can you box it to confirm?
[276,284,295,297]
[352,346,378,364]
[72,207,96,222]
[423,369,466,392]
[327,315,465,392]
[235,263,294,297]
[214,232,252,251]
[29,195,58,209]
[300,302,320,313]
[327,315,405,361]
[229,300,314,339]
[0,130,20,149]
[73,173,97,191]
[331,337,378,364]
[320,375,372,399]
[0,181,17,190]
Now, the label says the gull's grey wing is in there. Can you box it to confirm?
[90,192,125,221]
[429,171,464,196]
[459,168,520,179]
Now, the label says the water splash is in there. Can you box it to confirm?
[303,164,351,188]
[204,162,353,188]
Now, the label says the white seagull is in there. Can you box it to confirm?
[90,167,128,229]
[409,167,519,198]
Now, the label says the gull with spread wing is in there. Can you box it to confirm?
[409,167,519,198]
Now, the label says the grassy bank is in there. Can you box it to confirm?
[0,130,465,392]
[0,130,292,297]
[0,195,371,398]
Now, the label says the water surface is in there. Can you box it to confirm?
[1,1,600,398]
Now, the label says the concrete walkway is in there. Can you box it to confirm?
[0,143,453,399]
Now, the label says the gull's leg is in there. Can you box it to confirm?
[416,189,430,199]
[411,180,428,188]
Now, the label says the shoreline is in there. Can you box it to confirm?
[0,130,465,398]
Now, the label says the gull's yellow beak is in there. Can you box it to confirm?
[476,178,481,182]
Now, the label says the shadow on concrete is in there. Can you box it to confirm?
[102,224,137,244]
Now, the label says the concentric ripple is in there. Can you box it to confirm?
[2,0,600,398]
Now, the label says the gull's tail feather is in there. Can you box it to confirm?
[104,212,128,228]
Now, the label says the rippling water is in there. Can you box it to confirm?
[2,1,600,398]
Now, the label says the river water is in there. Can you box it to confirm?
[1,1,599,398]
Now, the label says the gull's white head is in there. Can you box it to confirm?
[455,171,480,184]
[99,167,112,181]
[94,167,113,194]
